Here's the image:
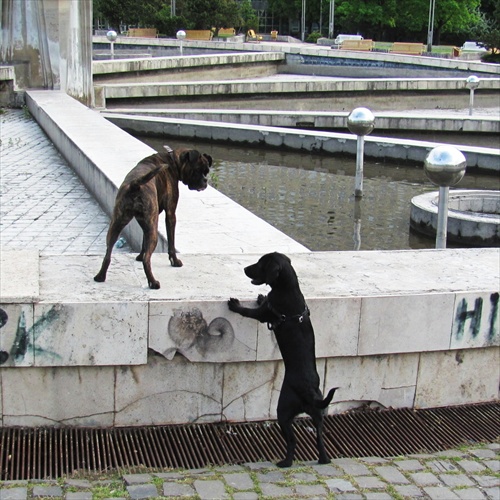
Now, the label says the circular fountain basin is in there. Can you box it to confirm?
[410,189,500,246]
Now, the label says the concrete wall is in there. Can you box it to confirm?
[0,0,93,105]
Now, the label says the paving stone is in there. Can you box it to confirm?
[290,471,317,482]
[364,493,393,500]
[394,484,425,497]
[333,494,364,500]
[423,486,460,499]
[194,479,229,499]
[154,472,184,480]
[126,483,159,499]
[0,487,28,500]
[359,457,389,465]
[233,493,259,500]
[454,487,490,500]
[471,449,497,459]
[311,463,343,477]
[325,478,357,493]
[435,449,466,458]
[218,465,245,472]
[223,472,254,490]
[484,487,500,500]
[332,458,370,476]
[259,483,294,497]
[472,475,500,488]
[396,459,425,471]
[427,460,459,473]
[244,461,275,470]
[410,472,441,486]
[459,460,487,473]
[295,483,328,497]
[485,460,500,472]
[122,473,153,485]
[32,485,63,498]
[374,465,410,484]
[439,473,474,487]
[66,492,92,500]
[487,444,500,451]
[64,479,92,489]
[256,471,285,483]
[354,475,386,489]
[162,482,196,497]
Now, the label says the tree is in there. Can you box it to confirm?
[472,3,500,59]
[182,0,241,32]
[93,0,166,31]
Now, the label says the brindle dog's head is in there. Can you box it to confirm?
[179,149,212,191]
[244,252,294,288]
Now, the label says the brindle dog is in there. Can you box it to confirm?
[94,147,212,289]
[228,252,337,467]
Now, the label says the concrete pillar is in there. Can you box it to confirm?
[0,0,93,107]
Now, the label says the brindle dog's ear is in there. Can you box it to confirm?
[181,150,200,164]
[203,154,213,168]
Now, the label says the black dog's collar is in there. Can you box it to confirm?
[266,301,310,331]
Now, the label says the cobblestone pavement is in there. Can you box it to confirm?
[1,108,499,499]
[0,444,498,499]
[0,108,131,255]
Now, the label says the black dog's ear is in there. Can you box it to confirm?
[203,153,213,168]
[264,258,281,285]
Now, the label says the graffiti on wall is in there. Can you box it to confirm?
[0,306,62,365]
[453,292,499,344]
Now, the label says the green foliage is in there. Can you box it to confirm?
[306,31,323,43]
[183,0,241,31]
[472,3,500,59]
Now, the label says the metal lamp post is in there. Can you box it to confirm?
[424,145,467,249]
[176,30,186,56]
[106,30,117,59]
[347,107,375,198]
[426,0,436,52]
[301,0,306,42]
[465,75,480,116]
[328,0,335,40]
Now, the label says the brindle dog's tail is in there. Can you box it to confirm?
[128,165,165,193]
[316,387,338,409]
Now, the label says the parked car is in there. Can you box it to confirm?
[461,41,488,52]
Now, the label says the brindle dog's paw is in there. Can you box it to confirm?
[149,280,161,289]
[227,298,240,312]
[169,256,183,267]
[257,294,266,305]
[276,459,293,468]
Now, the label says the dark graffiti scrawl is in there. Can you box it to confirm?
[0,306,62,365]
[454,293,499,342]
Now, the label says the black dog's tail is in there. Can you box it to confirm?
[316,387,339,409]
[128,165,165,193]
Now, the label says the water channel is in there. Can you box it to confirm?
[140,136,499,252]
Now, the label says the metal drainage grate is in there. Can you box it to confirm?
[0,402,498,480]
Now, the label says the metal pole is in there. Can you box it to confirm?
[469,88,475,116]
[427,0,436,52]
[435,186,449,248]
[171,0,176,17]
[353,198,362,250]
[329,0,335,39]
[355,136,364,198]
[301,0,306,42]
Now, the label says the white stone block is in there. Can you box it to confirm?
[1,365,115,426]
[358,294,455,355]
[33,302,147,366]
[415,347,500,408]
[0,251,39,302]
[114,353,223,425]
[451,292,499,349]
[150,301,257,362]
[0,304,34,366]
[324,353,419,412]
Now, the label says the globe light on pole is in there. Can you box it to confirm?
[106,30,117,59]
[465,75,480,116]
[424,145,467,249]
[176,30,186,56]
[347,107,375,198]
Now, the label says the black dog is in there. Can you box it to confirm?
[228,252,337,467]
[94,147,212,289]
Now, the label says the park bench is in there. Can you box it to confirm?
[341,39,374,51]
[127,28,158,38]
[389,42,425,55]
[218,28,236,37]
[185,30,213,40]
[247,29,262,42]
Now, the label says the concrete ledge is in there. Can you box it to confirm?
[104,108,500,134]
[0,249,498,426]
[104,113,500,172]
[24,90,307,256]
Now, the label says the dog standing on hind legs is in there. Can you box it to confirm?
[228,252,337,467]
[94,147,212,289]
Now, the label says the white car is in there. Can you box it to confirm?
[461,41,487,52]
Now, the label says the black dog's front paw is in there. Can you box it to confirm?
[257,294,266,305]
[228,297,241,312]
